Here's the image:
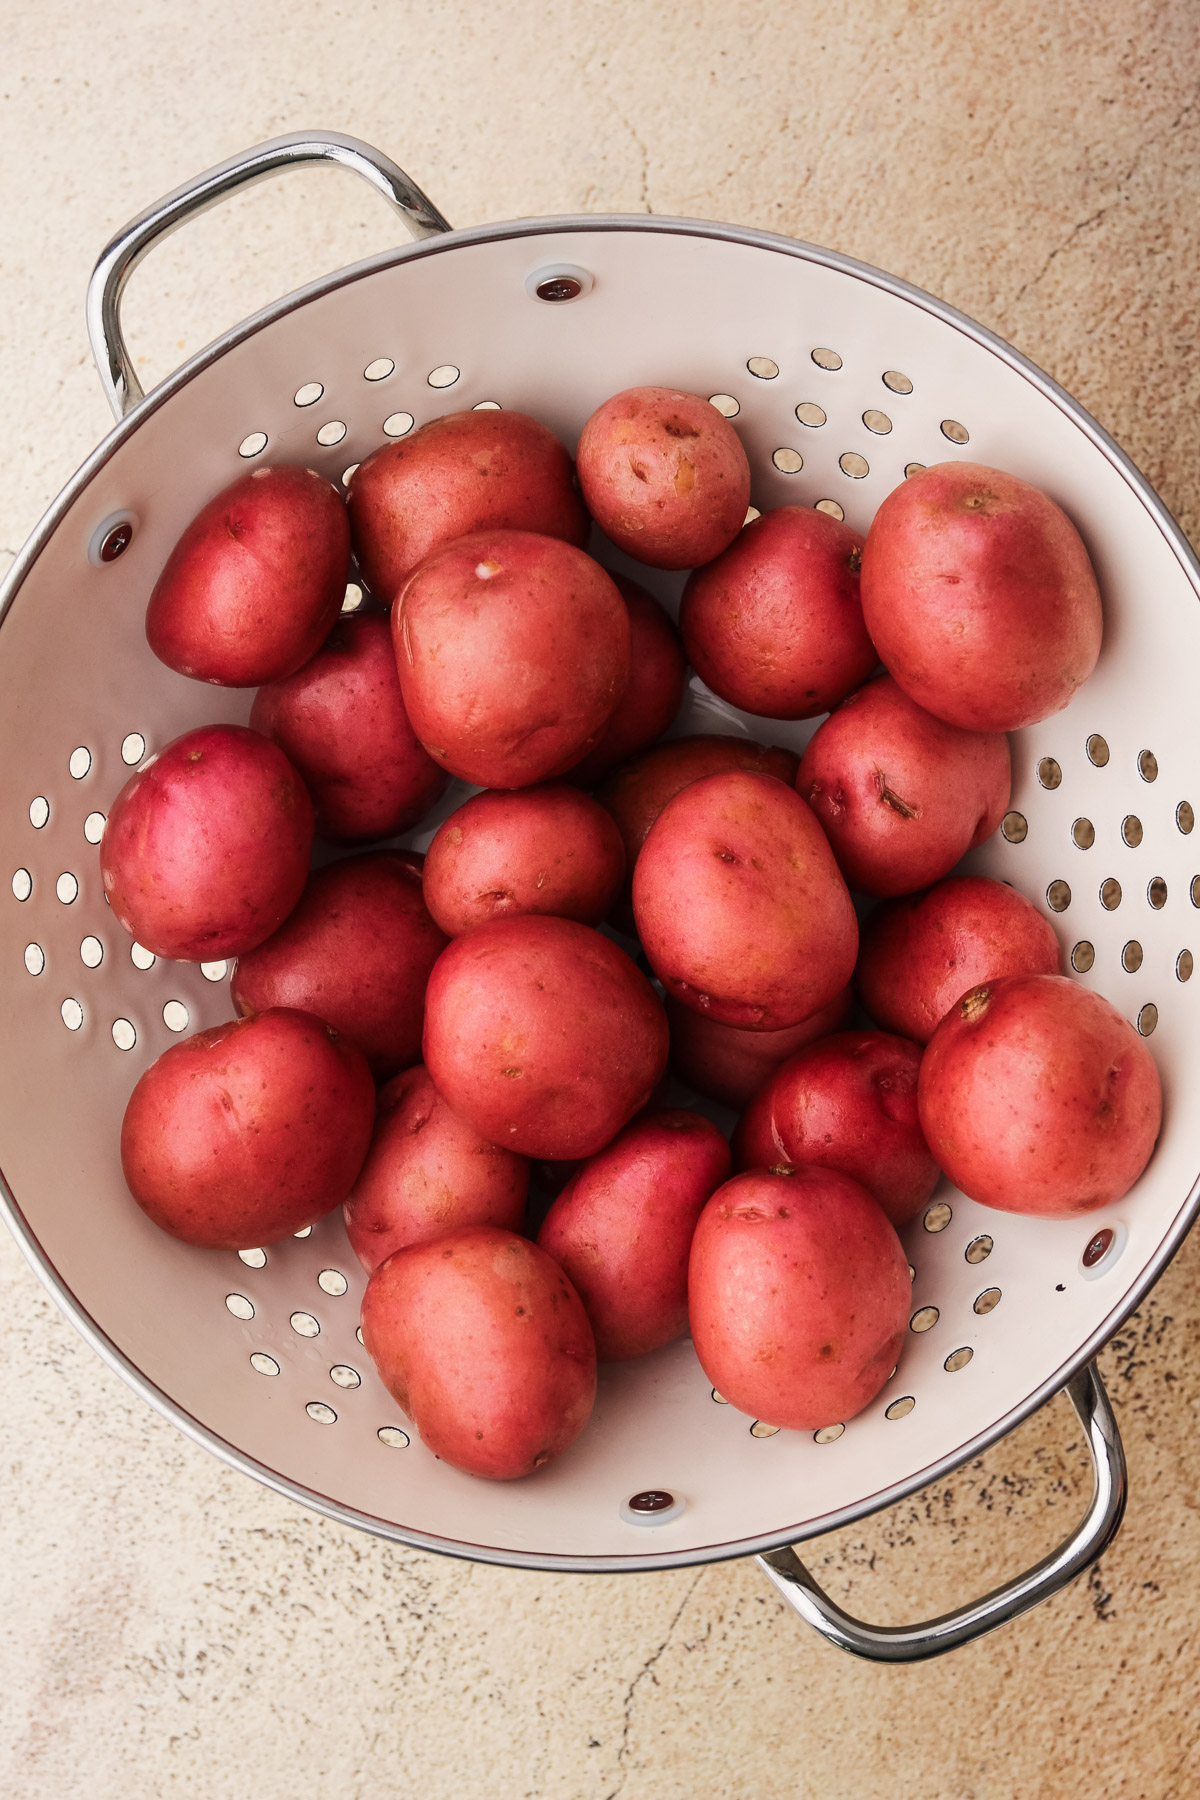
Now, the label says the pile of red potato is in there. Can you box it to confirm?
[101,386,1163,1481]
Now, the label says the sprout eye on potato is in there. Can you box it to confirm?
[105,390,1139,1481]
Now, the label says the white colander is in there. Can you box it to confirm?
[3,132,1195,1663]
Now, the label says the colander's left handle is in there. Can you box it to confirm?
[86,130,452,420]
[756,1360,1126,1662]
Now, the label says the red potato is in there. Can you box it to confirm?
[576,386,751,569]
[100,724,313,961]
[564,576,688,786]
[348,408,588,600]
[423,785,626,936]
[858,874,1062,1044]
[393,530,631,788]
[121,1008,375,1249]
[796,675,1011,898]
[861,461,1103,731]
[732,1030,938,1229]
[680,506,877,719]
[361,1226,597,1480]
[688,1167,910,1430]
[422,915,669,1159]
[231,852,448,1080]
[666,985,852,1109]
[249,613,448,842]
[145,465,350,686]
[537,1110,731,1360]
[344,1066,529,1272]
[633,770,858,1030]
[918,975,1162,1216]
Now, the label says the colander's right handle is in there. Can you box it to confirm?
[757,1361,1126,1662]
[86,130,452,421]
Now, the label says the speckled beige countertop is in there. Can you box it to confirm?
[2,5,1200,1796]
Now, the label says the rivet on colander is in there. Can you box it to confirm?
[80,937,103,969]
[1139,749,1159,783]
[318,1268,348,1296]
[99,520,134,562]
[944,1348,974,1373]
[12,869,32,901]
[839,452,869,479]
[628,1490,676,1514]
[815,500,844,520]
[535,277,582,302]
[1148,877,1167,909]
[69,747,92,779]
[910,1306,939,1332]
[1122,815,1143,848]
[940,419,970,444]
[814,1423,845,1444]
[750,1421,781,1438]
[1086,734,1110,767]
[885,1396,915,1420]
[709,394,740,418]
[306,1402,337,1424]
[965,1235,993,1264]
[378,1426,410,1448]
[1178,949,1193,982]
[1138,1003,1159,1037]
[773,447,804,474]
[1178,802,1194,835]
[924,1202,952,1233]
[1072,818,1095,850]
[883,370,913,394]
[84,812,106,845]
[29,796,49,828]
[250,1353,279,1377]
[1047,879,1072,912]
[974,1287,1002,1315]
[1082,1228,1115,1269]
[290,1311,320,1337]
[795,402,826,428]
[225,1293,255,1321]
[1038,757,1063,789]
[238,1247,267,1269]
[1122,941,1143,974]
[621,1489,686,1526]
[747,357,779,379]
[1001,811,1027,843]
[811,347,842,370]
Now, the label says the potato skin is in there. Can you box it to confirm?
[576,386,751,569]
[666,985,852,1109]
[680,506,877,719]
[100,723,313,961]
[360,1226,597,1480]
[797,675,1011,898]
[918,975,1162,1215]
[422,915,669,1159]
[732,1030,939,1228]
[344,1066,529,1271]
[564,577,687,786]
[250,613,448,842]
[231,851,448,1080]
[858,874,1062,1044]
[633,770,858,1030]
[861,461,1102,731]
[348,409,588,600]
[537,1110,731,1359]
[145,465,350,686]
[688,1167,910,1430]
[423,785,626,936]
[393,530,631,789]
[120,1008,375,1249]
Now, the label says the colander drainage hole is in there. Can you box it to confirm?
[378,1426,410,1448]
[904,462,925,479]
[1138,1003,1158,1036]
[941,419,970,444]
[1087,734,1110,767]
[974,1287,1002,1316]
[356,1326,365,1346]
[238,1247,267,1269]
[250,1353,279,1376]
[316,420,347,447]
[812,347,842,370]
[84,813,105,844]
[473,400,502,411]
[910,1306,939,1332]
[293,1224,314,1239]
[1139,749,1158,783]
[1121,940,1143,973]
[1123,815,1143,848]
[225,1294,255,1320]
[120,733,146,765]
[330,1364,361,1389]
[24,943,44,976]
[290,1311,320,1337]
[383,412,415,439]
[1178,802,1194,835]
[131,943,156,970]
[944,1348,973,1372]
[80,937,103,968]
[200,960,228,982]
[61,998,83,1031]
[795,402,826,427]
[750,1420,780,1438]
[1148,877,1167,909]
[1072,819,1095,850]
[428,365,460,389]
[1038,757,1062,789]
[294,383,324,407]
[12,869,32,901]
[883,370,913,394]
[709,394,740,418]
[1047,879,1072,912]
[306,1402,337,1424]
[815,499,844,520]
[163,1001,189,1033]
[238,433,268,459]
[56,873,78,904]
[965,1235,994,1264]
[923,1202,952,1233]
[111,1018,136,1050]
[885,1396,915,1419]
[1178,950,1193,982]
[814,1423,845,1443]
[839,452,869,479]
[317,1268,348,1296]
[711,1388,729,1404]
[863,409,892,434]
[69,747,91,779]
[773,447,803,474]
[1001,811,1027,843]
[747,357,779,379]
[364,358,395,381]
[342,582,364,612]
[744,506,761,525]
[29,796,49,829]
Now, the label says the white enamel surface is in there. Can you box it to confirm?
[1,223,1198,1566]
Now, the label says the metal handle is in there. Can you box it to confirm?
[757,1360,1126,1662]
[86,130,453,420]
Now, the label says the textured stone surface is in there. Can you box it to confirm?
[1,3,1199,1796]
